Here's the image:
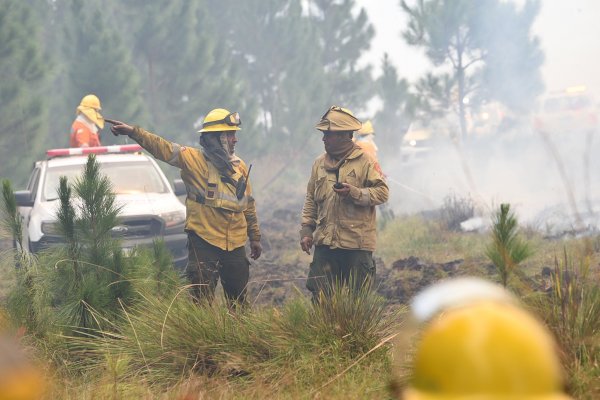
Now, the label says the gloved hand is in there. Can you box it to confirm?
[333,182,360,198]
[250,240,262,260]
[300,236,313,255]
[106,119,134,136]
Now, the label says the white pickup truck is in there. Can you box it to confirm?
[14,144,188,268]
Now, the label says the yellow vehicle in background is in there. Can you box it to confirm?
[534,85,598,135]
[400,101,511,165]
[399,117,459,165]
[399,122,436,165]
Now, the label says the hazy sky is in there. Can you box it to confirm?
[357,0,600,96]
[354,1,600,227]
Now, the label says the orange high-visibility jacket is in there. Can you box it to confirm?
[70,119,101,147]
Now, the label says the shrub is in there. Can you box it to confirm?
[530,249,600,397]
[440,193,474,231]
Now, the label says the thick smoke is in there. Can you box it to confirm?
[382,116,599,236]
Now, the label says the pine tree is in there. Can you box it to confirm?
[49,155,121,330]
[50,0,148,148]
[206,0,380,192]
[477,1,544,113]
[116,0,248,144]
[311,0,375,111]
[3,155,180,335]
[401,0,544,140]
[373,54,414,161]
[72,154,122,267]
[486,203,532,287]
[202,0,331,197]
[207,0,325,155]
[0,0,50,185]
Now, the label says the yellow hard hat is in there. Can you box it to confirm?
[0,323,46,399]
[197,108,241,133]
[401,278,571,400]
[356,120,374,135]
[316,105,362,132]
[76,94,104,129]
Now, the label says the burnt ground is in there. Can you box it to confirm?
[249,203,492,306]
[248,201,557,306]
[248,199,470,305]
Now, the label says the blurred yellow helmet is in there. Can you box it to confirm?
[356,120,374,136]
[400,278,571,400]
[197,108,241,133]
[76,94,104,129]
[0,332,46,400]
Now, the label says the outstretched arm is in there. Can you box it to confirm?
[107,119,186,169]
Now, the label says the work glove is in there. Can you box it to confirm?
[106,119,134,136]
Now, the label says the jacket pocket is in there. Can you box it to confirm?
[314,169,330,203]
[337,218,366,248]
[313,216,328,245]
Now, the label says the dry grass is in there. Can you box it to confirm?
[41,287,403,400]
[2,212,599,399]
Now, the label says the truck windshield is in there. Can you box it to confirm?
[43,160,169,200]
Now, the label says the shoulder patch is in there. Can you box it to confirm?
[180,146,187,151]
[374,162,384,177]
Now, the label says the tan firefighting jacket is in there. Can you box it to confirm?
[130,127,260,251]
[301,147,388,251]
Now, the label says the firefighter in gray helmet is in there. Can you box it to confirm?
[300,106,389,302]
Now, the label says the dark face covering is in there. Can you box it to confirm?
[199,133,247,199]
[322,131,359,172]
[323,132,355,159]
[199,133,235,174]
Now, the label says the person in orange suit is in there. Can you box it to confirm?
[70,94,104,147]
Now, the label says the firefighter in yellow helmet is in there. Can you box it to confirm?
[354,120,379,161]
[394,277,572,399]
[70,94,105,147]
[107,109,262,307]
[300,106,389,302]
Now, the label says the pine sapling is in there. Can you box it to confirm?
[486,203,532,287]
[1,179,24,252]
[56,176,80,282]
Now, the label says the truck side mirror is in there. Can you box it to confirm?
[173,179,186,197]
[14,190,34,207]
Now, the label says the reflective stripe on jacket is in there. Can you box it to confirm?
[70,119,101,147]
[130,127,260,251]
[301,147,388,251]
[187,158,249,213]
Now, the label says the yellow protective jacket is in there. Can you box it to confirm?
[130,127,260,251]
[301,147,388,251]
